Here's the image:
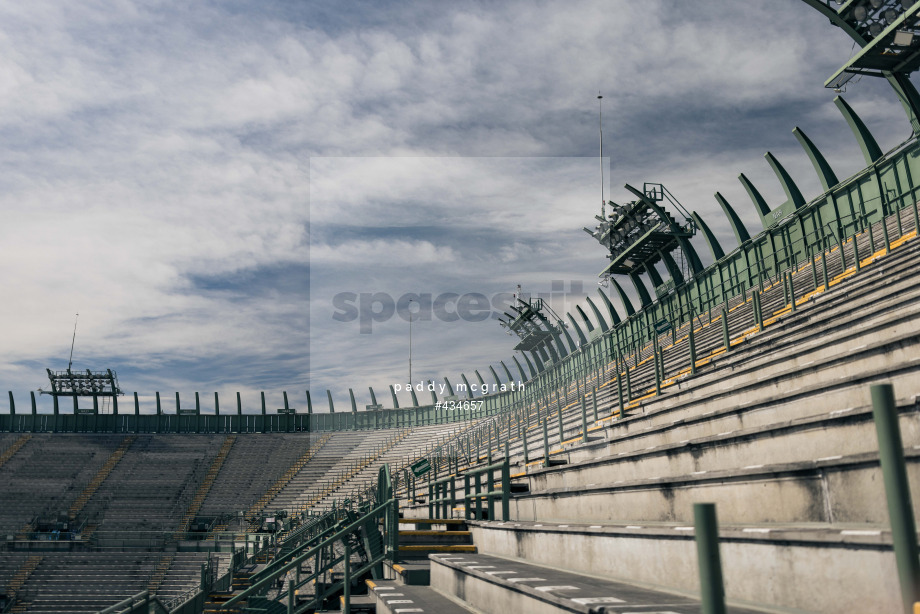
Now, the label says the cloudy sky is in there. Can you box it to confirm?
[0,0,914,413]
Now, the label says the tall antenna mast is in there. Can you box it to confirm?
[68,313,79,372]
[598,92,605,219]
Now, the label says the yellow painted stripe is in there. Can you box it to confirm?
[398,545,477,552]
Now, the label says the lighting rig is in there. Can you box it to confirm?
[815,0,920,89]
[498,296,567,353]
[585,183,696,296]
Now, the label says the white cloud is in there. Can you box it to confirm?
[1,0,916,408]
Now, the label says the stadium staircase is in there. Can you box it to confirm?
[243,433,333,529]
[5,556,41,614]
[0,435,30,470]
[174,434,237,538]
[68,435,135,519]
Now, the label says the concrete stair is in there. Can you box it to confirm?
[175,434,237,536]
[430,551,760,614]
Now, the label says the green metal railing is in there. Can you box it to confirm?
[221,465,398,614]
[428,456,510,521]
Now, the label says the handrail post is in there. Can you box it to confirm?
[580,395,588,442]
[720,306,729,352]
[542,418,550,465]
[688,309,698,374]
[694,502,726,614]
[343,541,351,614]
[591,386,598,422]
[853,233,861,272]
[556,395,564,446]
[820,251,829,291]
[390,499,399,565]
[474,472,482,520]
[522,419,529,464]
[464,474,471,521]
[487,464,495,520]
[872,384,920,613]
[501,457,510,521]
[882,209,892,254]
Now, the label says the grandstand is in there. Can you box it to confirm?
[4,2,920,613]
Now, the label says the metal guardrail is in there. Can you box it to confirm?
[95,591,168,614]
[222,465,399,613]
[428,457,510,521]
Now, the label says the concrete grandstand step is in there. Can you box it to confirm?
[430,551,761,614]
[526,399,920,494]
[511,446,920,525]
[465,519,902,613]
[368,579,476,614]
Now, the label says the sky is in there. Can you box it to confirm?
[0,0,915,414]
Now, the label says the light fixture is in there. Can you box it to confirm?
[885,8,899,22]
[869,0,883,9]
[853,5,868,20]
[869,22,883,36]
[894,29,915,45]
[903,0,916,9]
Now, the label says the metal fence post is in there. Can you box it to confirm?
[721,306,730,352]
[556,395,564,445]
[623,352,632,403]
[689,310,698,375]
[868,219,877,255]
[820,253,829,291]
[580,395,589,441]
[788,272,796,312]
[591,386,599,422]
[694,502,726,614]
[542,418,550,466]
[882,211,892,254]
[872,384,920,613]
[913,200,920,237]
[343,541,351,614]
[653,334,662,395]
[853,233,861,272]
[501,457,510,521]
[522,419,529,464]
[464,474,471,521]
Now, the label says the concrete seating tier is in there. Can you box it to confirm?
[155,552,231,604]
[198,433,321,516]
[0,552,158,613]
[84,435,227,543]
[265,430,398,513]
[0,435,125,536]
[318,422,484,512]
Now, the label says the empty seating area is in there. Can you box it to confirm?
[155,552,231,607]
[84,435,227,547]
[198,433,321,517]
[0,552,157,613]
[264,430,394,513]
[0,435,125,537]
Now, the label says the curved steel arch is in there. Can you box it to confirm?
[567,312,589,345]
[513,355,533,381]
[584,296,609,333]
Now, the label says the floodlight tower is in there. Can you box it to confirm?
[802,0,920,132]
[584,183,698,303]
